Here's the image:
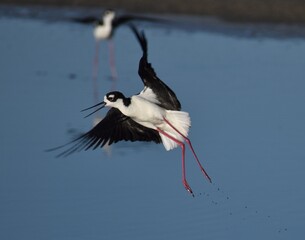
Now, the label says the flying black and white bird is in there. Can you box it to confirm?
[49,25,211,196]
[72,10,170,82]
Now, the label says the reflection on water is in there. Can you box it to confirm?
[1,6,305,240]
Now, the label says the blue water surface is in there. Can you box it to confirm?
[1,8,305,240]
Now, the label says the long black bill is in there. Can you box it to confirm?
[81,101,106,118]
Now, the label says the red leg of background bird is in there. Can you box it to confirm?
[108,39,118,87]
[163,118,212,183]
[157,128,194,197]
[93,40,100,104]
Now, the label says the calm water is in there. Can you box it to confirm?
[1,7,305,240]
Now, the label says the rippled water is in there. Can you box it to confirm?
[1,6,305,240]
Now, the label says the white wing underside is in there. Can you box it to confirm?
[138,87,160,104]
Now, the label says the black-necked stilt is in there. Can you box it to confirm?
[73,10,120,92]
[72,10,169,82]
[49,26,211,196]
[72,10,168,40]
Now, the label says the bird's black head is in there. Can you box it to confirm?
[81,91,130,118]
[104,9,114,15]
[103,9,115,20]
[106,91,125,102]
[105,91,131,107]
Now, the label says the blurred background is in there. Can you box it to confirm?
[2,0,305,23]
[1,1,305,240]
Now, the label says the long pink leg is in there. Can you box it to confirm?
[108,39,118,89]
[157,128,194,197]
[93,40,100,104]
[163,117,212,183]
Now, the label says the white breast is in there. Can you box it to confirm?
[120,96,166,128]
[94,25,112,40]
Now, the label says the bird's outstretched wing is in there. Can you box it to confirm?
[129,24,181,111]
[70,13,170,27]
[47,108,161,157]
[70,16,100,25]
[113,14,170,28]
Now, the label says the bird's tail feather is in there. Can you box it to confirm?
[160,111,191,151]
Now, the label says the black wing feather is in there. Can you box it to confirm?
[48,108,161,157]
[113,14,169,28]
[71,13,169,28]
[70,16,100,25]
[129,24,181,111]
